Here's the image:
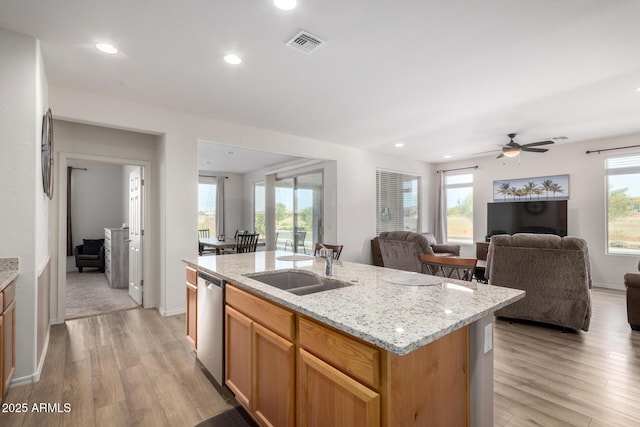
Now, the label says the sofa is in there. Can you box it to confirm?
[486,233,592,331]
[370,231,461,273]
[74,239,105,273]
[625,260,640,331]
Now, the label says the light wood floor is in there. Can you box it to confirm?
[1,288,638,426]
[0,308,233,427]
[494,288,640,426]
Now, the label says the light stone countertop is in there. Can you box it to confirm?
[184,250,525,356]
[0,257,19,292]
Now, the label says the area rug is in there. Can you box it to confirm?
[66,270,139,319]
[195,406,258,427]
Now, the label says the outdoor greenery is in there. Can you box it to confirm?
[495,179,565,201]
[608,186,640,252]
[447,194,473,242]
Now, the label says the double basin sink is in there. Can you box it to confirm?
[245,270,351,296]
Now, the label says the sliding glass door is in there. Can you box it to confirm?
[275,172,323,254]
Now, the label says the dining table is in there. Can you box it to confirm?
[199,236,266,255]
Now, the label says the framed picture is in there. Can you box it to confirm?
[493,174,569,202]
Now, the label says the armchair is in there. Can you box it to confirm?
[421,232,461,257]
[624,260,640,331]
[74,238,105,273]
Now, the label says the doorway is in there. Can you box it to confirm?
[275,171,324,254]
[56,152,152,324]
[63,159,142,319]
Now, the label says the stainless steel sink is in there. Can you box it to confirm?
[245,270,351,295]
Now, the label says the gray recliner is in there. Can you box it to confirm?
[371,231,433,273]
[75,239,105,273]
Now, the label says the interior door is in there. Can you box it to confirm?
[128,167,143,305]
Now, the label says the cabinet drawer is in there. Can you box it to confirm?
[3,280,16,310]
[299,317,380,389]
[186,266,197,286]
[226,284,294,341]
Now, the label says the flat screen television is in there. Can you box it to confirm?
[487,200,567,238]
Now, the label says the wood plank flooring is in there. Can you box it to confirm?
[0,288,638,426]
[494,288,640,426]
[0,308,233,427]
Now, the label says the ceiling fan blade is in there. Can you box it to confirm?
[496,153,505,159]
[521,140,554,148]
[522,147,549,153]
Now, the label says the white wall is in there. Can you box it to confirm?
[0,29,48,382]
[68,160,125,247]
[436,134,640,289]
[50,85,434,317]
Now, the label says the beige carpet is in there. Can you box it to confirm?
[66,270,139,320]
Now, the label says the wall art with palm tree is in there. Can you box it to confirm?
[493,174,569,202]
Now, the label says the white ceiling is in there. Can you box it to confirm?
[198,142,301,174]
[2,0,640,163]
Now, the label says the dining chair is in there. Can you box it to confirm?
[198,229,215,256]
[420,254,477,282]
[235,233,259,254]
[313,243,344,260]
[285,230,307,254]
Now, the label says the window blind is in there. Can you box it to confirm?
[376,169,421,235]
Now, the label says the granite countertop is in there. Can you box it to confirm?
[184,250,524,356]
[0,257,19,292]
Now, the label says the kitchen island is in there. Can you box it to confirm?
[183,251,524,427]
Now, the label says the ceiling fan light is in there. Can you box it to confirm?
[503,148,520,158]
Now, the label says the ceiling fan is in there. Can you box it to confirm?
[496,133,554,159]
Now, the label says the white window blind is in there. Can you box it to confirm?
[376,169,421,235]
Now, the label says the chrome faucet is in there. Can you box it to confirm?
[318,244,333,276]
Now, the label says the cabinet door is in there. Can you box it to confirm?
[186,283,197,348]
[299,349,380,427]
[225,305,252,409]
[1,301,15,401]
[253,322,295,427]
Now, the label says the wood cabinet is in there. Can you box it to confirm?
[208,279,469,427]
[1,279,16,402]
[186,266,197,348]
[253,322,295,427]
[299,348,379,427]
[105,228,129,289]
[225,305,252,408]
[225,284,295,427]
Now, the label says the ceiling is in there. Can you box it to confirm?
[2,0,640,163]
[198,142,301,174]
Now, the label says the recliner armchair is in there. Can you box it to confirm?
[625,260,640,331]
[371,231,461,269]
[75,239,105,272]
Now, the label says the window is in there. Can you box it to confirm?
[376,169,421,235]
[606,154,640,255]
[198,176,217,236]
[254,182,265,238]
[275,172,323,253]
[445,173,473,244]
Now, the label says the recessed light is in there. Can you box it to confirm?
[223,54,242,65]
[443,155,452,159]
[95,43,118,54]
[274,0,297,10]
[394,143,405,148]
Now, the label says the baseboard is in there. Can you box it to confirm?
[592,283,625,291]
[9,326,51,389]
[160,307,186,317]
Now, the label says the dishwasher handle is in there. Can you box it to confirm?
[197,271,225,288]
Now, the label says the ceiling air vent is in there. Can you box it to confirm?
[286,30,325,54]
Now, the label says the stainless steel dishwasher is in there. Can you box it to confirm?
[196,270,225,386]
